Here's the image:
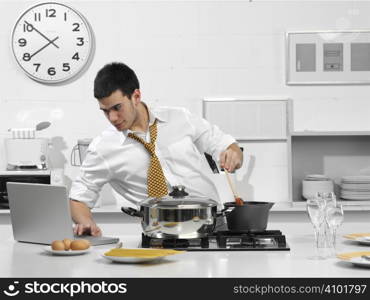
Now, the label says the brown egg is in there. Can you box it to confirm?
[51,240,65,251]
[70,239,91,251]
[63,239,72,251]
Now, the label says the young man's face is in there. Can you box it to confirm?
[98,89,140,131]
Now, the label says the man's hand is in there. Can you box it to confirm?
[73,222,102,237]
[219,143,243,172]
[70,199,102,236]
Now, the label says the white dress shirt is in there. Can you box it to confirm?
[69,105,236,208]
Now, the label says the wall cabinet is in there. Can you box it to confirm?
[203,98,291,203]
[204,98,370,208]
[290,131,370,205]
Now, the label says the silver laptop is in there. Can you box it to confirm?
[7,182,119,246]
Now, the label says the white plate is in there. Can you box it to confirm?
[349,257,370,268]
[101,253,165,263]
[342,176,370,182]
[341,191,370,195]
[341,183,370,190]
[340,196,370,200]
[355,237,370,245]
[44,246,91,256]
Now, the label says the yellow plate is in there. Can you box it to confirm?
[343,233,370,240]
[102,248,185,263]
[104,248,185,258]
[337,251,370,261]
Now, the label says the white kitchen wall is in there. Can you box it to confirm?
[1,0,370,204]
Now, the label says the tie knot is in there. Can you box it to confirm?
[127,120,158,156]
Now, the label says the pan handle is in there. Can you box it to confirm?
[121,207,143,218]
[216,207,232,217]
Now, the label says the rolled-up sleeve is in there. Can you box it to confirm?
[69,149,111,209]
[184,109,236,163]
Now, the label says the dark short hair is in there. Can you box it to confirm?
[94,62,140,99]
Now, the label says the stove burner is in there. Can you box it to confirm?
[141,230,290,251]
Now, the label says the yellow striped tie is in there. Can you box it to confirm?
[128,120,168,198]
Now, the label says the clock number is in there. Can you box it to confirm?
[64,12,67,21]
[72,23,80,32]
[46,9,56,18]
[23,23,33,32]
[34,12,41,22]
[23,53,31,61]
[18,38,27,47]
[33,63,41,72]
[76,37,84,46]
[72,52,80,61]
[62,63,71,72]
[48,67,56,76]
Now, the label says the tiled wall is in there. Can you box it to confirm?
[1,1,370,204]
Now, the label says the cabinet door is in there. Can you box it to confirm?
[203,99,290,203]
[203,99,288,140]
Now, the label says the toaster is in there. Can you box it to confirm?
[5,138,49,170]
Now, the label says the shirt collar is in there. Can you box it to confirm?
[117,103,168,142]
[148,105,168,124]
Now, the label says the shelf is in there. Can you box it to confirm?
[236,137,288,141]
[289,200,370,211]
[291,134,370,202]
[291,131,370,136]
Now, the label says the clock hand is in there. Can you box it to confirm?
[29,36,59,59]
[24,21,59,49]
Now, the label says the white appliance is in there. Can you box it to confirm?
[0,169,64,208]
[5,138,49,170]
[71,138,92,166]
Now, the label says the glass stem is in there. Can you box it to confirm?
[332,227,337,250]
[314,227,319,249]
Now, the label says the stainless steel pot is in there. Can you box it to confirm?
[121,186,218,239]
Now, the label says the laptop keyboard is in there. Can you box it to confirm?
[73,235,119,246]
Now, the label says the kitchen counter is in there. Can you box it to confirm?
[1,212,370,278]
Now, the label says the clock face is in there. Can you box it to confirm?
[11,2,94,84]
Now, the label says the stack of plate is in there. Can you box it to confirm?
[302,174,333,199]
[341,176,370,200]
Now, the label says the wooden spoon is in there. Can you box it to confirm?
[224,169,244,206]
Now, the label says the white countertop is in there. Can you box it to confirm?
[1,220,370,278]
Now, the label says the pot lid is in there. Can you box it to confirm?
[140,186,218,209]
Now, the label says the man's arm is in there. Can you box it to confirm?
[184,109,243,172]
[70,199,102,236]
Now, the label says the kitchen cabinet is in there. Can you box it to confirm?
[203,98,370,210]
[203,97,290,141]
[290,131,370,206]
[203,98,291,203]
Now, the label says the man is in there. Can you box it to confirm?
[70,62,243,236]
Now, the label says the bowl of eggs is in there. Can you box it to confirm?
[44,239,91,255]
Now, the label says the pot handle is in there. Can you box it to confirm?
[216,207,232,217]
[121,207,143,218]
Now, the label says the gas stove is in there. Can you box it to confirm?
[141,230,290,251]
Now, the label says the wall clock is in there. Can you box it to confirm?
[11,2,94,84]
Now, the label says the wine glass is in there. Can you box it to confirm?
[306,198,326,259]
[317,191,336,209]
[326,203,344,253]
